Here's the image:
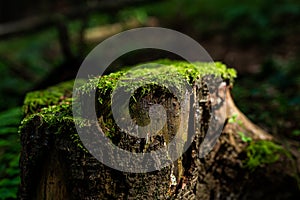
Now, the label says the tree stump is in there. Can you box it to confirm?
[19,60,299,199]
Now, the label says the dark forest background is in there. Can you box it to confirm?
[0,0,299,199]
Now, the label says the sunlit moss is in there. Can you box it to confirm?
[244,140,290,171]
[20,60,236,149]
[79,59,237,105]
[23,80,74,115]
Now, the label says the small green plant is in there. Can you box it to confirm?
[0,107,22,200]
[228,113,242,125]
[228,113,252,142]
[238,131,252,143]
[244,140,288,171]
[292,130,300,136]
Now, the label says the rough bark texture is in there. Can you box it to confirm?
[19,61,299,199]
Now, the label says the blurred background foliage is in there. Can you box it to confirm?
[0,0,299,199]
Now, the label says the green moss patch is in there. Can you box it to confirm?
[20,60,236,142]
[78,59,236,104]
[23,80,74,116]
[244,140,289,171]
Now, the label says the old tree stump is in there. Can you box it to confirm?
[19,60,299,199]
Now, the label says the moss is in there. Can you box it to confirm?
[19,99,87,151]
[244,140,290,171]
[21,80,74,130]
[20,60,236,149]
[23,80,74,116]
[79,59,237,105]
[156,60,237,83]
[20,98,72,132]
[19,80,84,149]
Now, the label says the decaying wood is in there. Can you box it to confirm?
[224,88,272,141]
[19,80,299,199]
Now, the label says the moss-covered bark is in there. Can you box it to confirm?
[19,60,299,199]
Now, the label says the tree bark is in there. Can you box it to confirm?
[19,62,299,199]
